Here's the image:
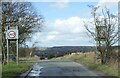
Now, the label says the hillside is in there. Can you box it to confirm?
[35,46,96,58]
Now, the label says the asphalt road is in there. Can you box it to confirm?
[22,60,100,77]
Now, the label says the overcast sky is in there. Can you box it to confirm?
[26,0,118,47]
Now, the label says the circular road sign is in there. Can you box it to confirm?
[8,31,16,38]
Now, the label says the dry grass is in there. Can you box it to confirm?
[19,56,40,61]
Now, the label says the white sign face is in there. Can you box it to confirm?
[8,31,16,38]
[6,29,18,39]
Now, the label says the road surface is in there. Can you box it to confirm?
[21,60,103,78]
[21,60,119,78]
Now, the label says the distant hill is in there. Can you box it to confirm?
[35,46,96,58]
[35,45,120,58]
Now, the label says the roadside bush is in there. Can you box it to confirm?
[39,57,45,60]
[48,54,55,59]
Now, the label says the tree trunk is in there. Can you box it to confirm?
[100,51,106,64]
[2,14,7,64]
[99,46,106,64]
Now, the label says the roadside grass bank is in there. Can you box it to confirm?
[2,62,34,78]
[52,52,118,77]
[19,57,40,61]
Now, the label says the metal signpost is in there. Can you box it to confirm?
[6,26,19,64]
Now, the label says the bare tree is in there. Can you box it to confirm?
[1,2,44,64]
[84,6,118,64]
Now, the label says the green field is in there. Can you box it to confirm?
[2,62,33,78]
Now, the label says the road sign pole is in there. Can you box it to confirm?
[6,26,9,64]
[16,26,19,65]
[7,38,9,64]
[16,39,18,65]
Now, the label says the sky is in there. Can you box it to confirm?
[26,0,118,47]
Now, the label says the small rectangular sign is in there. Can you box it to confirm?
[6,29,18,39]
[96,26,107,40]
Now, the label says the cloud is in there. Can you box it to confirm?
[53,16,85,34]
[46,35,56,41]
[96,0,119,8]
[26,16,95,47]
[49,0,69,9]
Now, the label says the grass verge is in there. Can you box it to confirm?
[2,62,34,78]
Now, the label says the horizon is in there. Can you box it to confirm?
[35,45,119,48]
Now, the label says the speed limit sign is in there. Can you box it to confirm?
[6,29,18,39]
